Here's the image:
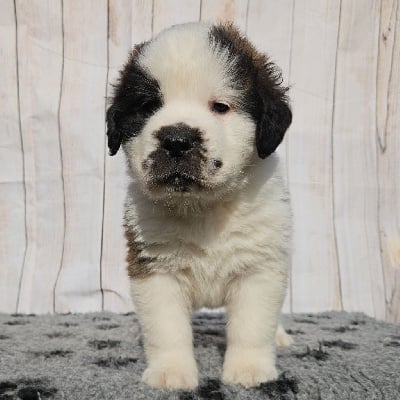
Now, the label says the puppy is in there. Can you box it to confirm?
[106,22,293,390]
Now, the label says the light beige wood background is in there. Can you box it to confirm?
[0,0,399,322]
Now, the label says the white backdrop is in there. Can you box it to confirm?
[0,0,399,322]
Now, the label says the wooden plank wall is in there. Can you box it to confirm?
[0,0,399,322]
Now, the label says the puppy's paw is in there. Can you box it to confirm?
[143,366,198,389]
[275,324,294,347]
[222,347,278,387]
[143,353,198,390]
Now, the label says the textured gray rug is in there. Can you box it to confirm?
[0,311,399,400]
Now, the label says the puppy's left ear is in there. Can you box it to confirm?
[255,66,292,159]
[106,105,121,156]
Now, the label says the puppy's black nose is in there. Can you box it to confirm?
[157,124,201,158]
[161,135,193,157]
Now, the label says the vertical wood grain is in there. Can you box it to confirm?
[246,0,293,83]
[288,0,342,313]
[101,0,133,314]
[377,0,400,322]
[54,0,108,313]
[0,0,26,313]
[13,1,37,315]
[333,0,386,319]
[14,0,65,314]
[246,0,294,313]
[130,0,154,42]
[153,0,201,36]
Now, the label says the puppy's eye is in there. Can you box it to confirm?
[141,99,161,114]
[211,102,230,114]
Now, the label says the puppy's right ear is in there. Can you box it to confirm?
[106,105,121,156]
[106,42,150,156]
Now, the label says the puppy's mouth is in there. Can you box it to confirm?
[146,145,208,193]
[153,173,204,192]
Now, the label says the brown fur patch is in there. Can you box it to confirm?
[209,23,287,96]
[215,23,266,63]
[124,225,154,279]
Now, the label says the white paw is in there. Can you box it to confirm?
[275,324,294,347]
[143,366,198,389]
[142,353,198,390]
[222,348,278,387]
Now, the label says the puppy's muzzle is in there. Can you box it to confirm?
[148,123,207,192]
[156,123,202,158]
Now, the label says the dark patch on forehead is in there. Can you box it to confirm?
[208,26,258,124]
[209,24,260,86]
[208,23,288,118]
[208,23,264,115]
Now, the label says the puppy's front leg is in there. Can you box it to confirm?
[223,269,288,387]
[131,273,198,389]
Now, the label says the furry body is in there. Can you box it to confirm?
[107,22,293,389]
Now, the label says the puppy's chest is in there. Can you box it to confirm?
[129,196,289,306]
[148,224,246,272]
[152,229,248,308]
[142,209,267,285]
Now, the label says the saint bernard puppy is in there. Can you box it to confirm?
[106,22,293,390]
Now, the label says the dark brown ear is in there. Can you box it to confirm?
[255,65,292,159]
[105,41,152,156]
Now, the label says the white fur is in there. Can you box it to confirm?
[122,23,292,389]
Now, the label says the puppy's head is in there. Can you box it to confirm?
[107,23,291,204]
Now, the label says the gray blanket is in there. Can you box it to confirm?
[0,311,399,399]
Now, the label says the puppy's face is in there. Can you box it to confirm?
[107,23,291,204]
